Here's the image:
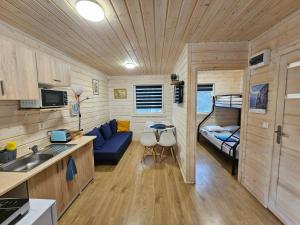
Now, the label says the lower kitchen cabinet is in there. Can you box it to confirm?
[60,152,79,211]
[27,162,64,214]
[27,142,94,218]
[76,142,95,190]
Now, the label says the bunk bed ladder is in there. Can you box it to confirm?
[221,128,240,175]
[197,96,216,142]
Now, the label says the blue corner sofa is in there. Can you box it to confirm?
[85,119,132,164]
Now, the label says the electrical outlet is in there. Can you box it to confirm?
[38,122,44,130]
[262,122,269,129]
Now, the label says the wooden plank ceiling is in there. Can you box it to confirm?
[0,0,299,75]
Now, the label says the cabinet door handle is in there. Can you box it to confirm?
[61,160,64,170]
[56,163,59,173]
[53,79,62,82]
[0,80,5,96]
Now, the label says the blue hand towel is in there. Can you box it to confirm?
[66,156,77,181]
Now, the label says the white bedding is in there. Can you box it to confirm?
[200,127,240,159]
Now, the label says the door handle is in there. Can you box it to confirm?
[0,80,5,96]
[53,79,62,82]
[275,125,288,144]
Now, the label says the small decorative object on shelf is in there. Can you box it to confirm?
[170,73,185,86]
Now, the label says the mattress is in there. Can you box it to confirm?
[200,128,239,159]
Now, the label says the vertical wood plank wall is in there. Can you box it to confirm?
[197,70,243,126]
[172,45,189,181]
[0,21,109,157]
[240,8,300,207]
[179,42,249,183]
[173,43,248,183]
[108,75,172,140]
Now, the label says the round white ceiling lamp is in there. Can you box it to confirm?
[76,0,105,22]
[124,62,136,69]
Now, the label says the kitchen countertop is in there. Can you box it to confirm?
[0,136,96,196]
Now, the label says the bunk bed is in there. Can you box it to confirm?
[197,94,242,175]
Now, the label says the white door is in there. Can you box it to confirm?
[269,49,300,225]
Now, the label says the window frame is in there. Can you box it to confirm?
[133,84,165,116]
[196,83,215,115]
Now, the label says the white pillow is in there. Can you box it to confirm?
[204,125,225,132]
[223,125,240,132]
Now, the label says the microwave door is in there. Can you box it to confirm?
[41,90,64,107]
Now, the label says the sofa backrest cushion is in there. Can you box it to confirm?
[109,119,117,134]
[86,127,105,148]
[100,123,113,140]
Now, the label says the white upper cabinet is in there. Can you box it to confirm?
[36,51,71,87]
[0,36,39,100]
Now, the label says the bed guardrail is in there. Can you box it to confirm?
[220,128,240,175]
[215,94,242,109]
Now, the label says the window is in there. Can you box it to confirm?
[197,84,214,113]
[135,85,163,113]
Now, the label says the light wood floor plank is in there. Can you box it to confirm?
[59,141,281,225]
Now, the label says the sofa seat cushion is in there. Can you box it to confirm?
[94,131,132,164]
[100,123,112,140]
[94,132,132,153]
[85,127,105,148]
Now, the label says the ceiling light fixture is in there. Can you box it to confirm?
[76,0,104,22]
[124,63,136,69]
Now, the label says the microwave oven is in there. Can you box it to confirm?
[20,89,68,109]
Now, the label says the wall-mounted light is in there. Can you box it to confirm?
[76,0,105,22]
[124,62,136,69]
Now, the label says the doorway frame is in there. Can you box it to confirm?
[183,42,249,184]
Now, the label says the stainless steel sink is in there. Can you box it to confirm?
[0,153,54,172]
[0,143,76,172]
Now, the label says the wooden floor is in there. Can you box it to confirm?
[59,141,282,225]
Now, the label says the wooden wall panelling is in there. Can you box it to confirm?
[0,1,299,75]
[176,42,248,183]
[240,8,300,208]
[197,70,243,126]
[0,1,115,73]
[108,74,172,140]
[0,36,39,100]
[0,20,109,158]
[171,45,189,182]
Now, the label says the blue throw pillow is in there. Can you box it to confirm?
[109,119,117,134]
[215,134,236,142]
[100,123,112,140]
[85,127,105,148]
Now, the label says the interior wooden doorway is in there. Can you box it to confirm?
[195,69,246,178]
